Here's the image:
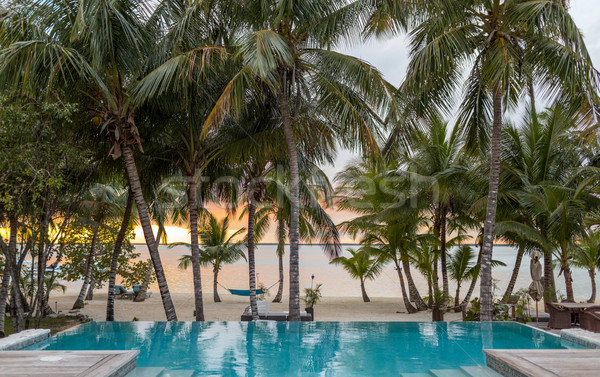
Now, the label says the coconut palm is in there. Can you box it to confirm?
[572,230,600,303]
[336,159,429,311]
[200,1,398,320]
[400,0,599,320]
[497,106,583,304]
[521,183,599,301]
[331,248,384,303]
[177,214,246,303]
[0,0,180,320]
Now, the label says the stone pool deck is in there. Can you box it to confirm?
[485,349,600,377]
[0,329,50,350]
[0,350,139,377]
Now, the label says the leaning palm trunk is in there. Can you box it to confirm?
[394,258,417,313]
[479,90,503,321]
[247,200,259,321]
[73,226,98,309]
[501,246,525,303]
[85,274,96,301]
[588,270,596,303]
[461,240,483,312]
[273,219,285,303]
[106,190,133,321]
[136,227,162,302]
[279,89,301,321]
[187,181,205,321]
[122,145,177,321]
[0,267,11,337]
[401,255,427,310]
[360,278,370,302]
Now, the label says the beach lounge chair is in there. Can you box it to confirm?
[115,285,134,299]
[547,303,572,329]
[241,301,312,321]
[581,306,600,333]
[132,285,152,300]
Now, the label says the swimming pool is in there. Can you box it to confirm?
[27,321,581,376]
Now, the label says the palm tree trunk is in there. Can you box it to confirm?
[247,200,259,321]
[273,218,285,303]
[562,258,574,302]
[440,206,449,302]
[455,282,462,310]
[86,274,96,301]
[461,239,483,311]
[588,270,596,303]
[360,278,370,303]
[122,145,177,321]
[543,246,558,307]
[136,227,162,302]
[187,181,204,321]
[73,226,98,310]
[401,254,427,310]
[501,245,525,303]
[279,87,301,321]
[0,265,11,338]
[213,266,221,303]
[394,258,417,313]
[479,89,503,321]
[106,189,133,321]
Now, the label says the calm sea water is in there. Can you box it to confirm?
[28,321,582,375]
[61,244,599,300]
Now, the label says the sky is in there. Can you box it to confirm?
[136,0,600,244]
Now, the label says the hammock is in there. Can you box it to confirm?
[218,281,279,296]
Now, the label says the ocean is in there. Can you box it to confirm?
[68,244,597,301]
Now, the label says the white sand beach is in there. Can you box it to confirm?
[51,293,465,322]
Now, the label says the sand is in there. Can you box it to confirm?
[50,293,464,322]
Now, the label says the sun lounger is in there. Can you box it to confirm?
[581,306,600,333]
[115,285,134,299]
[240,301,312,321]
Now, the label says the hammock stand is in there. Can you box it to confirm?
[217,281,279,296]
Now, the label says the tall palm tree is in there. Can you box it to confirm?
[177,214,246,303]
[200,1,398,320]
[400,0,599,320]
[0,0,180,320]
[331,248,384,303]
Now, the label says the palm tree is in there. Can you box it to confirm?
[0,0,180,320]
[336,159,429,312]
[448,245,505,311]
[521,183,599,301]
[400,0,599,320]
[199,1,398,320]
[73,183,121,309]
[572,231,600,303]
[177,214,246,303]
[331,248,384,303]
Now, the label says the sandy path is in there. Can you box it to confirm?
[50,293,464,322]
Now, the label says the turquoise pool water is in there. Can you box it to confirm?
[28,321,581,375]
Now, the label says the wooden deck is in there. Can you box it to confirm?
[0,350,139,377]
[485,349,600,377]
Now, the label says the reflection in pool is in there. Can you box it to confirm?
[28,321,582,376]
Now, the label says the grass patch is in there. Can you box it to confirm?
[3,317,83,336]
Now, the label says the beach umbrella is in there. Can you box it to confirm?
[528,250,544,322]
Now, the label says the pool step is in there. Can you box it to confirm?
[429,369,470,377]
[400,373,431,377]
[125,367,166,377]
[159,370,196,377]
[459,366,503,377]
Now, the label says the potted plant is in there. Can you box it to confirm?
[303,283,322,320]
[431,290,449,322]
